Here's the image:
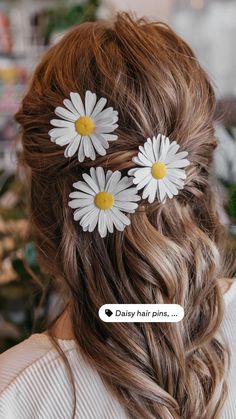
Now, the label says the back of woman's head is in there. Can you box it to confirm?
[16,13,233,419]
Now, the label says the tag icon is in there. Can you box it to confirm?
[105,309,113,317]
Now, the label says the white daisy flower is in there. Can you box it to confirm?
[128,134,190,203]
[68,167,141,237]
[49,91,118,162]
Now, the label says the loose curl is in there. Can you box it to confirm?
[16,13,235,419]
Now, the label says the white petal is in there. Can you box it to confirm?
[95,167,106,191]
[158,135,170,161]
[133,155,152,167]
[163,178,179,195]
[49,127,75,139]
[105,171,122,193]
[90,134,107,156]
[115,176,134,194]
[111,207,130,226]
[50,119,74,128]
[143,140,155,163]
[55,107,77,122]
[64,136,80,157]
[105,211,114,233]
[131,167,151,180]
[115,190,140,202]
[70,92,85,116]
[68,198,94,208]
[142,178,157,203]
[78,142,85,162]
[167,168,186,179]
[95,124,118,134]
[85,91,97,116]
[92,134,109,149]
[106,170,113,182]
[55,135,75,147]
[167,159,189,169]
[82,173,100,193]
[94,107,114,121]
[165,151,188,164]
[114,201,138,212]
[152,135,161,161]
[55,132,79,146]
[87,208,100,232]
[80,207,99,228]
[165,141,180,160]
[73,181,95,196]
[102,134,118,142]
[135,174,152,191]
[98,210,107,238]
[162,179,174,198]
[91,97,107,118]
[73,205,94,221]
[167,175,185,188]
[158,180,167,202]
[63,98,80,116]
[83,136,96,160]
[69,191,91,199]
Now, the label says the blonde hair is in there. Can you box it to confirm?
[16,13,235,419]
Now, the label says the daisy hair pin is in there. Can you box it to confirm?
[48,92,190,237]
[49,90,118,162]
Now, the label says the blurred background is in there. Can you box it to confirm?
[0,0,236,352]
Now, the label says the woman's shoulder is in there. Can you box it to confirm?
[0,333,69,394]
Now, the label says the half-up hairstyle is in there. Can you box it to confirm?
[16,13,235,419]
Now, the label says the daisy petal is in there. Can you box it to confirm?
[69,191,92,199]
[158,180,167,202]
[98,210,107,238]
[68,198,94,208]
[70,92,85,116]
[63,98,80,116]
[114,201,138,212]
[50,119,73,128]
[74,205,94,221]
[73,181,95,196]
[91,97,107,118]
[105,211,114,233]
[142,178,157,203]
[83,136,95,160]
[90,134,107,156]
[85,91,97,116]
[55,134,77,147]
[80,207,99,229]
[55,107,77,122]
[165,151,188,164]
[111,207,130,226]
[167,159,190,169]
[167,168,186,179]
[102,134,118,142]
[49,127,75,139]
[82,173,100,193]
[163,178,179,195]
[105,171,122,193]
[95,124,118,134]
[64,136,80,157]
[109,210,125,231]
[95,167,106,191]
[78,142,85,162]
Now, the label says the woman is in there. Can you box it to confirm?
[0,13,235,419]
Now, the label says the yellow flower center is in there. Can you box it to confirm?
[94,192,114,210]
[75,116,95,136]
[151,162,167,179]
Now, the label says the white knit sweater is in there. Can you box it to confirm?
[0,282,236,419]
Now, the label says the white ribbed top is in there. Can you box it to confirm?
[0,281,236,419]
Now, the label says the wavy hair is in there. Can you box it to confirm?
[16,13,235,419]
